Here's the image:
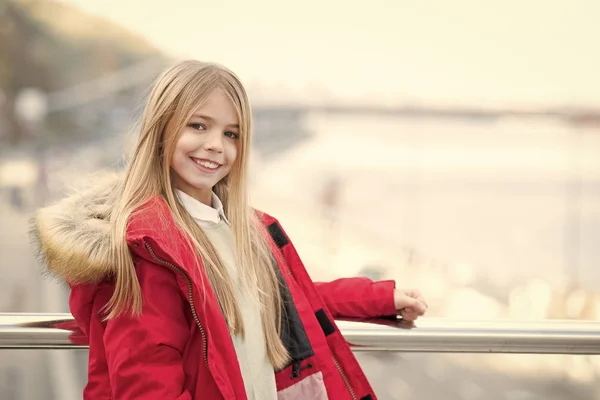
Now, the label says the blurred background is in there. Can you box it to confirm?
[1,0,599,398]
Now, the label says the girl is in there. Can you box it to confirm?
[32,60,427,400]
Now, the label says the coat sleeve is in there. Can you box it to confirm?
[260,211,398,320]
[314,278,397,319]
[102,257,192,399]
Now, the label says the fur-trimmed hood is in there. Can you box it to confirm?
[31,173,122,285]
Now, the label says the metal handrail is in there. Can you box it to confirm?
[1,313,599,354]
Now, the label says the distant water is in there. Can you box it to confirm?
[260,113,600,291]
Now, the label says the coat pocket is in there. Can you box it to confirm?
[277,371,328,400]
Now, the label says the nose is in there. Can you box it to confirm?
[203,130,224,153]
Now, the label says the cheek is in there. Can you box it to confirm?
[225,142,238,165]
[171,151,184,169]
[171,136,193,168]
[173,132,197,155]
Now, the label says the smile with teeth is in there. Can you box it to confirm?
[191,157,221,170]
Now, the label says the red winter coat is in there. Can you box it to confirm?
[34,190,398,400]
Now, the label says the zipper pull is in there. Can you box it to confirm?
[291,362,301,379]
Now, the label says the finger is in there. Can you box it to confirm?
[404,306,426,317]
[407,300,427,314]
[400,310,421,321]
[403,306,425,318]
[404,289,427,306]
[396,294,422,311]
[409,290,428,306]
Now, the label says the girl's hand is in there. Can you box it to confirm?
[394,289,428,321]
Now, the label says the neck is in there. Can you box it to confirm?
[177,186,212,207]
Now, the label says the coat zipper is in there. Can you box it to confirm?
[332,355,357,400]
[265,233,293,276]
[144,242,209,370]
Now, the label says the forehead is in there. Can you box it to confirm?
[192,88,238,124]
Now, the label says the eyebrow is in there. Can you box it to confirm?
[191,114,239,128]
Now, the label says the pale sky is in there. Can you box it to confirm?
[57,0,600,108]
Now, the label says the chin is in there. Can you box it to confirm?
[189,181,217,191]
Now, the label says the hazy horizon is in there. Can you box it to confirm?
[56,0,600,109]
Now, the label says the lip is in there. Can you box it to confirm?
[190,157,223,174]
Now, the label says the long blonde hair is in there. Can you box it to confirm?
[107,60,289,369]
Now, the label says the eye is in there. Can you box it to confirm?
[188,123,206,131]
[224,131,239,139]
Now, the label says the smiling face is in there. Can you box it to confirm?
[170,88,240,205]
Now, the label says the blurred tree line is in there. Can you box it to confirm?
[0,0,167,146]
